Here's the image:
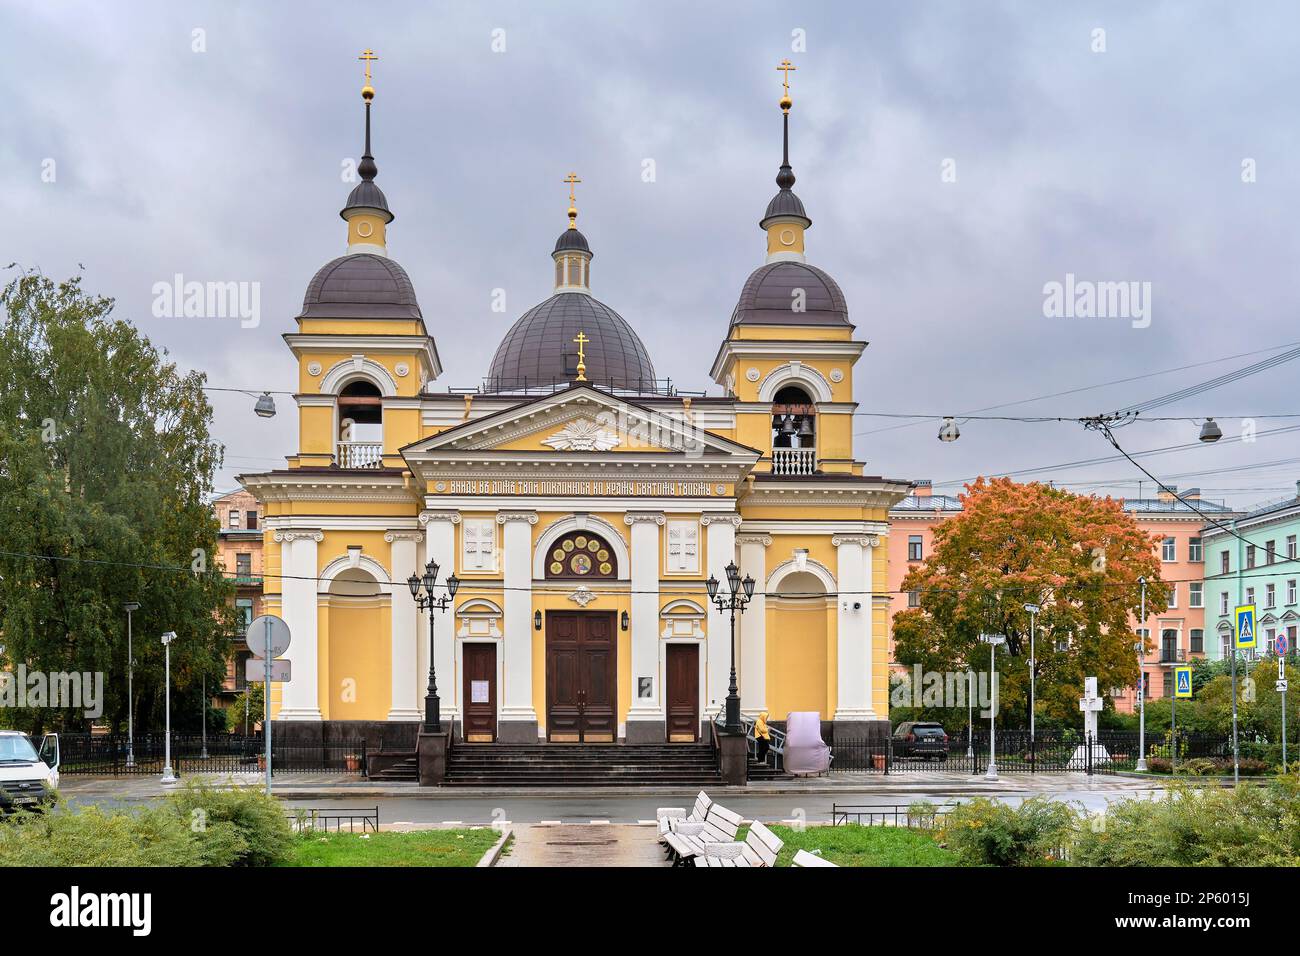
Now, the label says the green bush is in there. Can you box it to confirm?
[939,797,1079,866]
[0,783,293,867]
[164,783,294,867]
[1073,779,1300,866]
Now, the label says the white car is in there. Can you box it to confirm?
[0,731,60,811]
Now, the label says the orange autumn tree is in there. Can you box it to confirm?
[892,477,1169,726]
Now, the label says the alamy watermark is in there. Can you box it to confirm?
[891,664,1000,717]
[0,666,103,719]
[1042,273,1151,329]
[151,274,260,328]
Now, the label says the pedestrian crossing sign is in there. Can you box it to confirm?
[1174,665,1192,699]
[1235,605,1257,649]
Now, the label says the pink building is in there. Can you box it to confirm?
[885,481,1236,714]
[212,488,265,700]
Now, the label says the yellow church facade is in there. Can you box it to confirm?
[241,59,909,747]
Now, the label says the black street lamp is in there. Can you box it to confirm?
[407,559,459,733]
[706,560,755,735]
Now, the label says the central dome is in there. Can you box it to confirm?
[486,293,657,392]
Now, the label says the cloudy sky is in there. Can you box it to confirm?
[4,1,1298,508]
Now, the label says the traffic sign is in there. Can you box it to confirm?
[246,615,291,658]
[1173,665,1193,699]
[1277,633,1289,657]
[246,658,292,683]
[1277,679,1289,693]
[1235,605,1257,649]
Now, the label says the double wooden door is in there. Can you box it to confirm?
[546,611,617,742]
[665,643,700,742]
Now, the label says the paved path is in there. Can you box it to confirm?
[497,823,668,868]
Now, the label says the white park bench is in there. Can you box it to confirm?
[657,790,711,842]
[694,820,784,868]
[791,848,839,867]
[663,803,744,866]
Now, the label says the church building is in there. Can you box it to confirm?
[241,56,910,749]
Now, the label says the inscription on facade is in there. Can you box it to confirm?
[442,479,724,497]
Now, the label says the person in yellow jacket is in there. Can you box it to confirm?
[754,710,772,763]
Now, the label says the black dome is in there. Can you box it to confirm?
[730,261,849,327]
[299,254,421,320]
[761,188,809,225]
[553,228,592,254]
[487,293,657,392]
[341,180,390,216]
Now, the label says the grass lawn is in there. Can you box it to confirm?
[282,828,502,867]
[761,823,958,867]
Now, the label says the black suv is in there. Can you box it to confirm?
[891,722,949,760]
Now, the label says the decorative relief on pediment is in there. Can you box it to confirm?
[542,417,622,452]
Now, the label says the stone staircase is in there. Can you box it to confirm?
[369,743,788,786]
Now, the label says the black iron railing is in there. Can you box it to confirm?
[57,734,368,776]
[286,807,380,833]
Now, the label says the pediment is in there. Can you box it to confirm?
[402,386,758,460]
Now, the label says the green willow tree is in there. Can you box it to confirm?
[0,271,234,734]
[892,477,1169,727]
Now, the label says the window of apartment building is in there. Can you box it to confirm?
[1246,545,1256,569]
[1220,591,1230,615]
[1162,672,1173,697]
[1188,537,1202,562]
[246,510,258,531]
[1167,584,1177,609]
[228,509,240,529]
[1161,629,1178,661]
[235,598,253,628]
[1220,551,1230,574]
[1289,579,1298,605]
[1190,628,1204,653]
[1220,632,1232,658]
[1161,537,1176,562]
[1265,540,1277,565]
[907,535,923,561]
[1288,535,1297,560]
[1136,627,1150,649]
[907,590,920,608]
[1266,583,1277,608]
[1246,586,1255,607]
[236,553,252,577]
[1189,582,1203,608]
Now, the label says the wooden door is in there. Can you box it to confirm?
[665,643,700,742]
[546,611,617,742]
[462,643,497,742]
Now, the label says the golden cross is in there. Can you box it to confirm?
[358,48,379,87]
[563,172,582,204]
[573,330,589,382]
[776,58,796,96]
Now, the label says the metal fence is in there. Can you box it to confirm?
[828,729,1235,775]
[58,734,368,776]
[286,807,380,833]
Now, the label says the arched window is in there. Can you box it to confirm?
[772,385,815,450]
[545,530,618,579]
[337,379,383,468]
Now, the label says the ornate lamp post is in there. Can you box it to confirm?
[407,560,459,733]
[706,560,755,735]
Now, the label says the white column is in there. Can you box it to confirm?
[275,529,322,720]
[832,534,877,720]
[385,530,422,720]
[420,512,460,725]
[702,513,740,717]
[626,513,665,731]
[498,511,539,736]
[737,533,771,713]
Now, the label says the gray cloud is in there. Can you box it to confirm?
[3,1,1298,507]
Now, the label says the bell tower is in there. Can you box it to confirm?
[710,60,867,476]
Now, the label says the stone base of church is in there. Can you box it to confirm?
[624,718,667,744]
[496,718,541,743]
[830,718,891,744]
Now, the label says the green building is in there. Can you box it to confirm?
[1201,483,1300,661]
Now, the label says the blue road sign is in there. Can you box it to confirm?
[1235,605,1257,649]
